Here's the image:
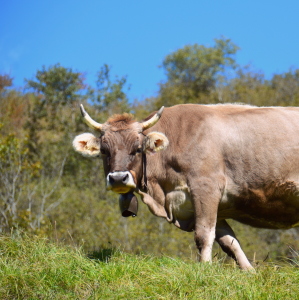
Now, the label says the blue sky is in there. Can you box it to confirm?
[1,0,299,101]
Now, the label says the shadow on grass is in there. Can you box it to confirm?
[87,248,116,263]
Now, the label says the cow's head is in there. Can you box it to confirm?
[73,104,168,198]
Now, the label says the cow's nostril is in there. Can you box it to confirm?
[109,175,115,184]
[122,174,129,183]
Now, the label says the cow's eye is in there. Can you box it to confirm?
[131,147,142,156]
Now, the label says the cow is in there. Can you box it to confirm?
[73,103,299,270]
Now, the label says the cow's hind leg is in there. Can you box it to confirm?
[215,220,253,270]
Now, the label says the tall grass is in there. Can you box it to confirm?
[0,234,298,299]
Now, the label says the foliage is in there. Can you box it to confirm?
[25,63,85,107]
[270,68,299,106]
[0,133,67,234]
[0,76,29,138]
[0,74,13,91]
[156,37,239,106]
[88,64,130,120]
[25,64,86,156]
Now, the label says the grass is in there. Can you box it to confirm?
[0,234,298,299]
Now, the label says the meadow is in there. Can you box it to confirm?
[0,234,298,300]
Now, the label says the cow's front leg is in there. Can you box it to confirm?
[194,222,216,262]
[191,182,220,263]
[135,189,168,218]
[215,220,254,270]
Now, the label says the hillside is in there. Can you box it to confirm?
[0,234,298,299]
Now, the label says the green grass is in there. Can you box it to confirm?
[0,234,298,299]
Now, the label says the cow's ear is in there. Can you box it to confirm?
[143,131,169,154]
[72,133,101,158]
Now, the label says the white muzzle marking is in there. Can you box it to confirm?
[106,171,136,193]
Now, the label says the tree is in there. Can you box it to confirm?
[89,64,130,119]
[216,66,272,106]
[0,132,68,233]
[24,64,87,159]
[0,74,13,91]
[210,67,299,107]
[25,64,87,131]
[26,64,86,105]
[0,75,29,138]
[157,37,239,106]
[270,69,299,106]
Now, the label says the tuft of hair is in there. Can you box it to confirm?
[107,113,136,129]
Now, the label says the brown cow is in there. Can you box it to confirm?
[73,103,299,270]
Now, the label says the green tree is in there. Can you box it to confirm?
[270,69,299,106]
[216,66,273,106]
[211,67,299,107]
[0,75,29,138]
[0,74,13,91]
[24,64,87,159]
[26,64,86,106]
[156,37,239,106]
[89,64,130,120]
[25,63,86,131]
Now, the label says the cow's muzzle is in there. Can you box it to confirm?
[119,192,138,217]
[106,171,136,194]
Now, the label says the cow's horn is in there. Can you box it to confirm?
[141,106,164,131]
[80,104,103,131]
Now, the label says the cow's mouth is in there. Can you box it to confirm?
[119,192,138,217]
[111,186,134,194]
